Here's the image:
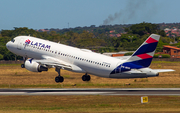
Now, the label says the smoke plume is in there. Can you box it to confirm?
[103,0,157,25]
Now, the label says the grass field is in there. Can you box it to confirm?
[0,61,180,112]
[0,61,179,88]
[0,95,179,113]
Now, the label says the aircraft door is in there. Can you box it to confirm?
[17,38,24,50]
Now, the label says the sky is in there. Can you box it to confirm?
[0,0,179,30]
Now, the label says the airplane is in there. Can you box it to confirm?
[6,34,174,83]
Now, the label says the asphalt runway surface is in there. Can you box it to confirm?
[0,88,179,96]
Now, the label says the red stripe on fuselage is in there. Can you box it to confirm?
[146,37,158,44]
[137,53,152,59]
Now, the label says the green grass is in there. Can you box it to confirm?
[0,63,21,66]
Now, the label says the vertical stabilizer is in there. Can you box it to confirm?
[110,34,160,74]
[127,34,160,67]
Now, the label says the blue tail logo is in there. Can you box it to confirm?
[111,34,160,74]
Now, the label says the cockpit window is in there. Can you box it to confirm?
[11,39,15,43]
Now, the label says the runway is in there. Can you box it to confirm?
[0,88,180,96]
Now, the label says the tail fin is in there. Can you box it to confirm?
[127,34,160,68]
[110,34,160,74]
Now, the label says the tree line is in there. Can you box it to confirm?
[0,22,178,60]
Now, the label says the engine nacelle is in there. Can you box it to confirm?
[25,59,48,72]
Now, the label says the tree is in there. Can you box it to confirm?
[129,22,158,36]
[158,30,166,37]
[3,51,15,60]
[0,54,3,60]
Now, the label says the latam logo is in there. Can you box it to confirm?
[25,39,31,44]
[25,39,51,49]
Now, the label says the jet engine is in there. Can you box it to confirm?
[24,59,48,72]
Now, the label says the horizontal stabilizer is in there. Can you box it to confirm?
[113,56,131,60]
[152,69,175,73]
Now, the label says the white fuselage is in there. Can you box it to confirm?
[7,36,125,78]
[6,36,159,78]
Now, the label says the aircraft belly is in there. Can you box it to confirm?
[81,65,110,78]
[109,73,148,79]
[89,71,110,78]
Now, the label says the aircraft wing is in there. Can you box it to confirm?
[152,69,175,73]
[34,56,72,70]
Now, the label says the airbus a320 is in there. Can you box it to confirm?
[6,34,174,83]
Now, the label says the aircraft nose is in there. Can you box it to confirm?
[6,41,11,48]
[6,41,14,51]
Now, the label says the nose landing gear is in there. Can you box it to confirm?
[55,67,64,83]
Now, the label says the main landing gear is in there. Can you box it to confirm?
[55,67,64,83]
[54,67,90,83]
[82,73,91,81]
